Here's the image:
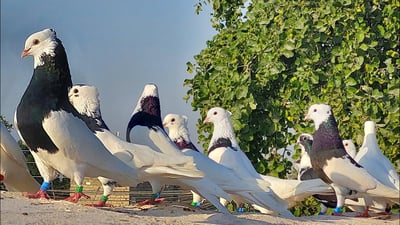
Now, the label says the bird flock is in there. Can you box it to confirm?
[0,28,399,220]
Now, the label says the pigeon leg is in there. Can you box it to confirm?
[0,174,4,181]
[85,195,113,207]
[64,185,90,203]
[355,207,370,217]
[23,181,51,199]
[237,203,245,213]
[137,193,165,206]
[331,207,344,216]
[377,204,392,215]
[318,204,328,215]
[23,190,50,199]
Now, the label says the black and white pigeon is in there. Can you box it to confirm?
[68,84,203,206]
[304,103,399,216]
[296,133,338,215]
[297,134,390,215]
[204,107,298,217]
[163,113,298,211]
[1,123,40,193]
[125,83,232,214]
[15,28,141,203]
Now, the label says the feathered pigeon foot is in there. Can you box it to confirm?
[377,205,392,215]
[137,197,165,206]
[85,195,113,207]
[64,192,90,203]
[355,207,370,217]
[85,200,113,207]
[23,190,50,199]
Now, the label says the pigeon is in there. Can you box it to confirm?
[304,103,400,216]
[125,83,232,214]
[355,121,400,191]
[1,123,40,193]
[204,107,296,217]
[297,134,390,215]
[296,133,339,215]
[163,113,302,212]
[342,139,356,158]
[353,121,400,214]
[68,84,203,206]
[15,28,141,203]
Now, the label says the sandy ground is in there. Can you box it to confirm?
[1,191,399,225]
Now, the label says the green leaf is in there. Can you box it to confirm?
[346,77,357,86]
[356,31,365,42]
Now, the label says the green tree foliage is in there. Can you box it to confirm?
[0,115,13,131]
[185,0,399,180]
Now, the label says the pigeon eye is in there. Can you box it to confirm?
[171,118,175,122]
[345,143,348,146]
[213,111,218,115]
[313,109,317,112]
[33,39,40,45]
[73,89,79,94]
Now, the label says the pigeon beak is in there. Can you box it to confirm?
[304,114,310,121]
[203,117,209,123]
[162,122,166,127]
[21,48,30,58]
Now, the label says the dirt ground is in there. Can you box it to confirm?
[1,191,399,225]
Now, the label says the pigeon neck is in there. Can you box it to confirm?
[361,133,379,152]
[210,119,238,148]
[312,114,344,152]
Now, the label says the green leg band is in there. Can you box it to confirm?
[100,195,108,202]
[75,185,84,193]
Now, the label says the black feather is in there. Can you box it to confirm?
[208,137,237,155]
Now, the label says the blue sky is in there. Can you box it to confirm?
[1,0,216,144]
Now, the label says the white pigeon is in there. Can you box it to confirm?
[353,121,400,214]
[355,121,400,191]
[68,84,203,206]
[15,28,141,203]
[1,123,40,193]
[305,103,399,216]
[342,139,357,158]
[125,83,232,214]
[163,113,303,212]
[204,107,297,217]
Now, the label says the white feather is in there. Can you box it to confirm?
[0,123,40,192]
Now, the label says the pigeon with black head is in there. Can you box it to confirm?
[15,28,141,203]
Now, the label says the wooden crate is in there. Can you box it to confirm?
[69,177,194,207]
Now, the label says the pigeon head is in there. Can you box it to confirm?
[364,121,376,135]
[68,84,101,119]
[132,83,160,116]
[203,107,232,124]
[305,104,332,130]
[163,113,189,142]
[296,133,313,154]
[342,139,356,158]
[162,113,198,151]
[22,28,58,68]
[163,113,188,130]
